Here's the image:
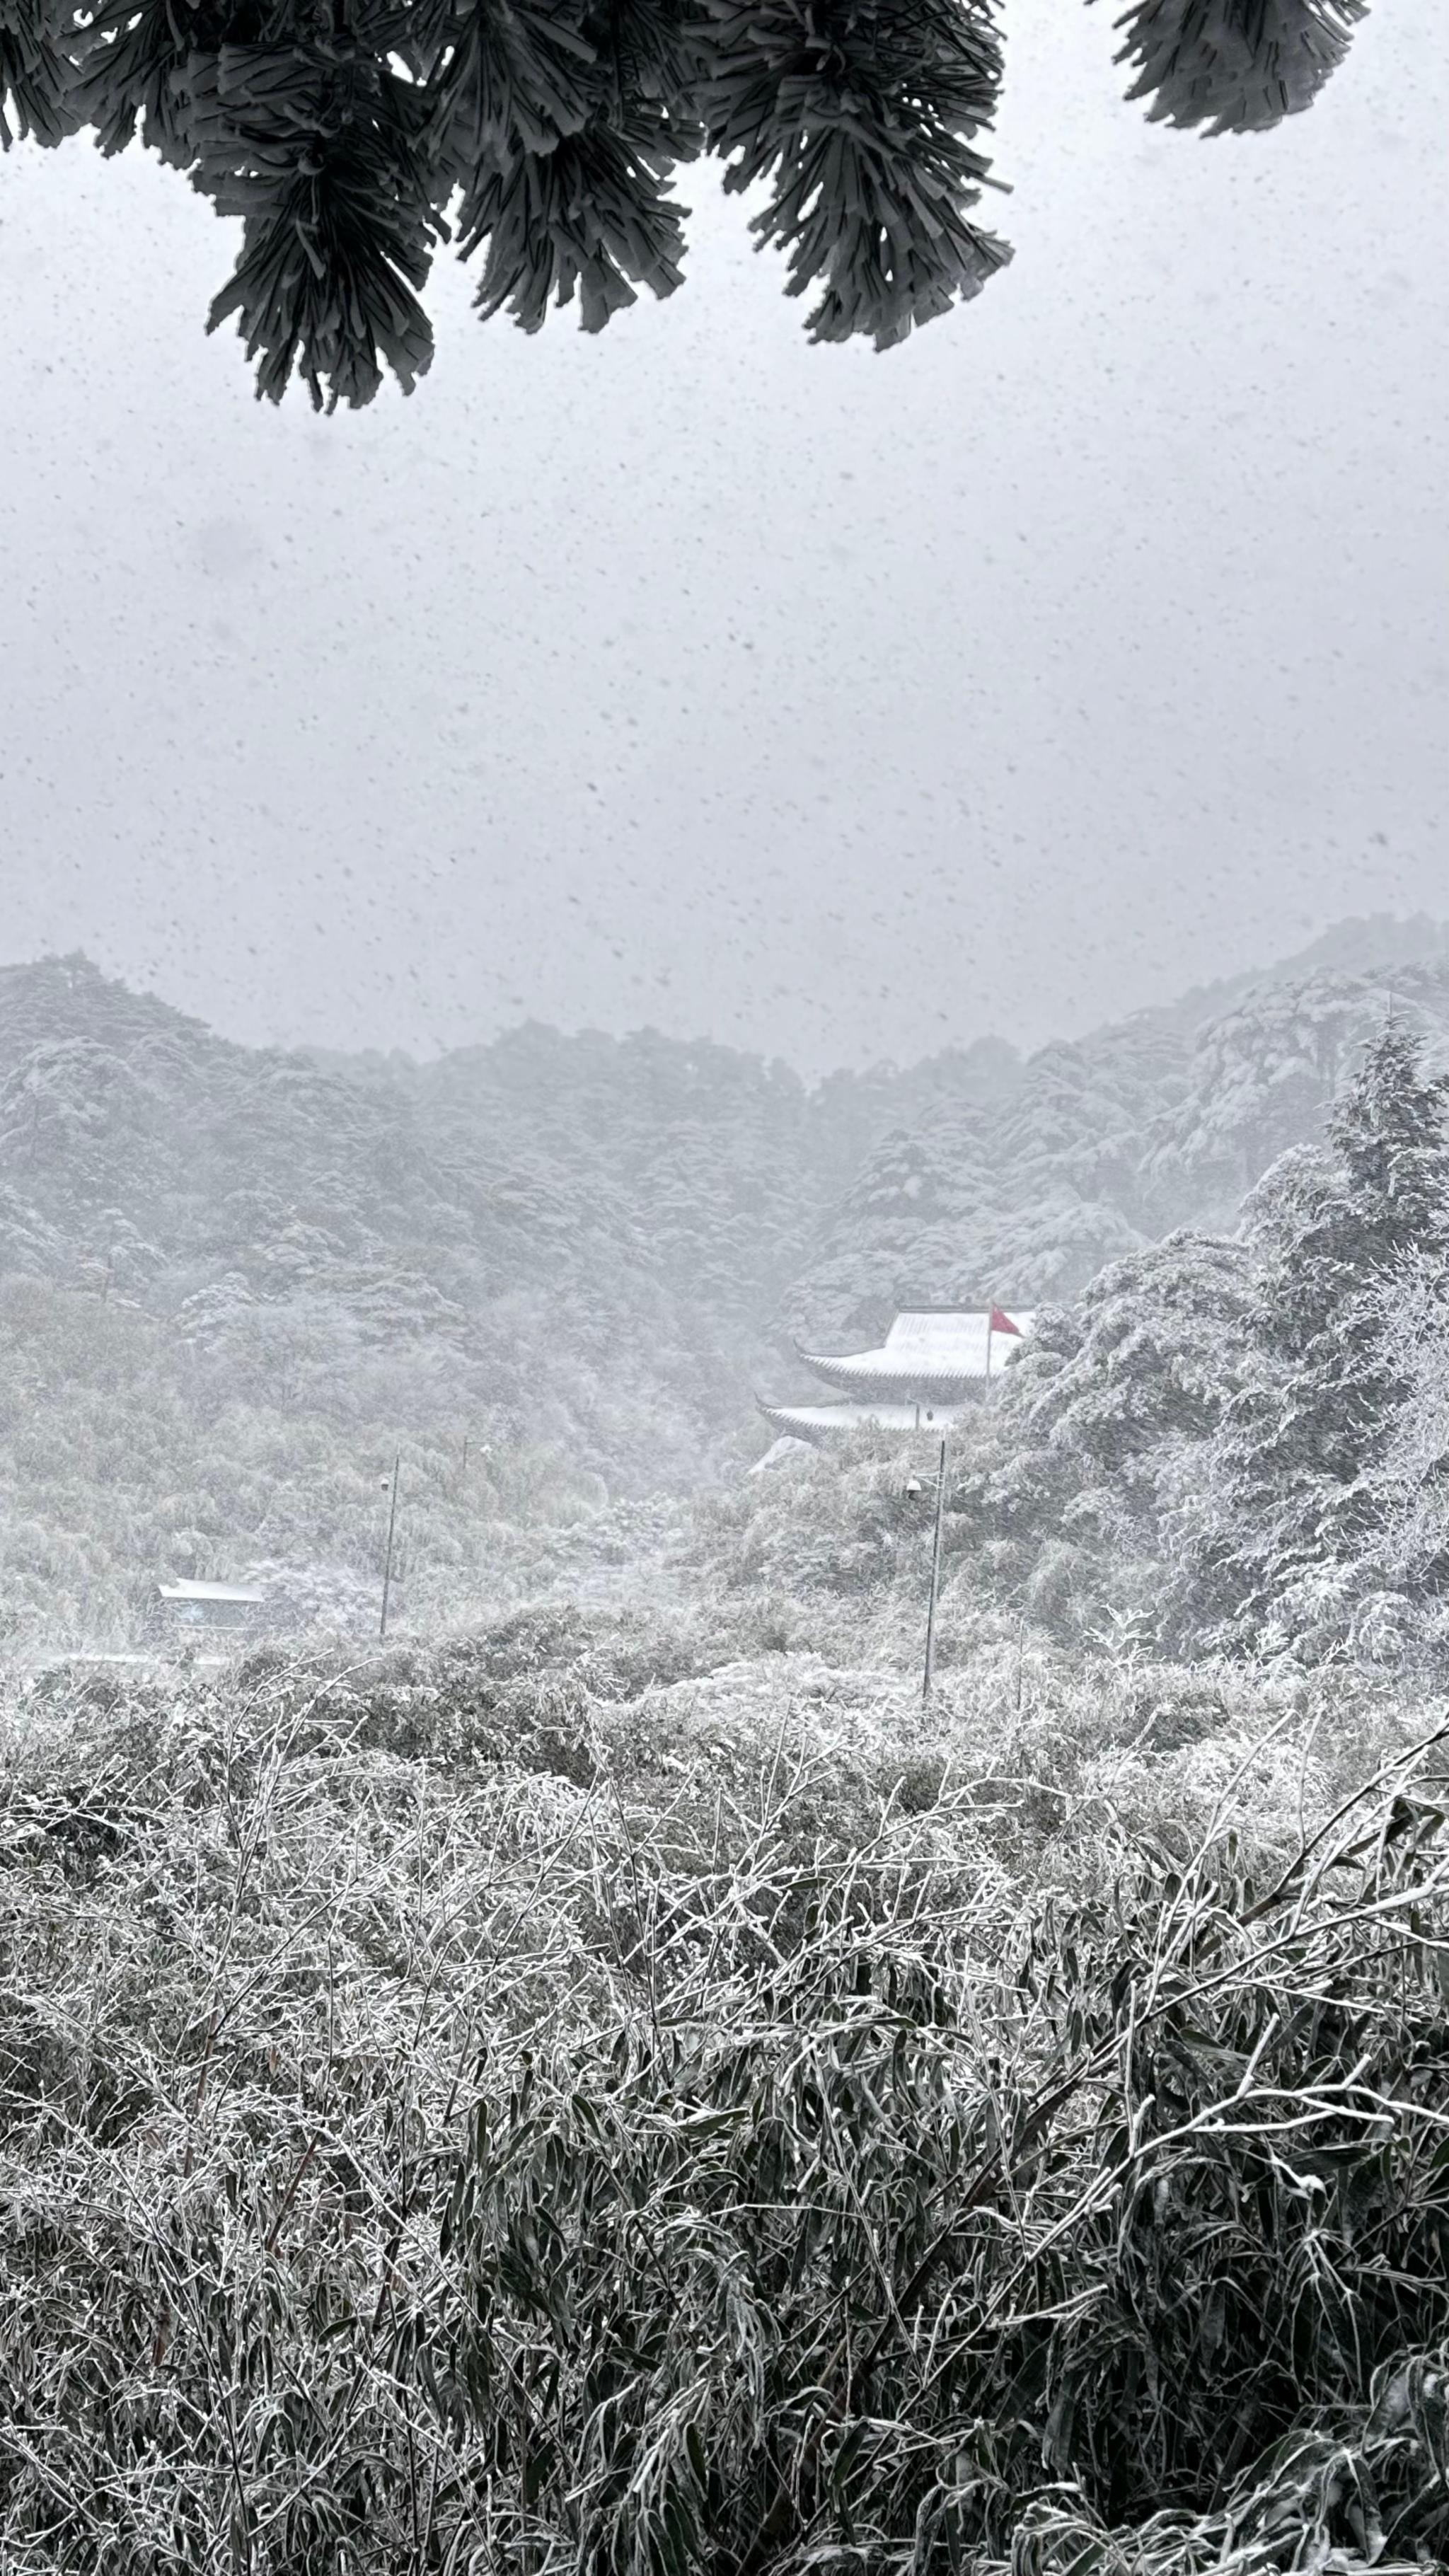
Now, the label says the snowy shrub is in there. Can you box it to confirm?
[438,1706,1449,2576]
[0,1625,1443,2572]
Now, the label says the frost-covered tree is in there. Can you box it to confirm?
[950,1228,1254,1639]
[1174,1024,1449,1660]
[0,0,1367,408]
[1342,1256,1449,1660]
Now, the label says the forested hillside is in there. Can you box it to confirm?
[1,922,1447,1644]
[784,930,1449,1338]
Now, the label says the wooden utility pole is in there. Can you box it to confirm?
[379,1452,400,1640]
[923,1437,947,1702]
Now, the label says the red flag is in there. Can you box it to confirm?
[989,1305,1022,1337]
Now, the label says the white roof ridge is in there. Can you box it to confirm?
[156,1579,267,1602]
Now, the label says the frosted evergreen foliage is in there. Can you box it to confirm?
[956,1229,1255,1641]
[700,0,1008,347]
[0,0,70,145]
[0,0,1370,405]
[1111,0,1367,135]
[1368,1257,1449,1651]
[1178,1026,1449,1660]
[189,35,443,406]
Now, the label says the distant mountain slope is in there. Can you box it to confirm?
[1147,913,1449,1041]
[0,921,1445,1489]
[777,940,1449,1343]
[0,959,837,1494]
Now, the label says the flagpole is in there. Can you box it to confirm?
[923,1437,947,1702]
[379,1451,400,1641]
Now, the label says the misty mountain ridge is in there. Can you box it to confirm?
[3,919,1447,1365]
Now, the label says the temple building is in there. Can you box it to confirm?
[151,1578,268,1637]
[757,1305,1034,1450]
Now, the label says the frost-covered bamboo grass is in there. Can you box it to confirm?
[1,1629,1444,2570]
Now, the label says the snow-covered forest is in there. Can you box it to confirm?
[5,916,1449,1653]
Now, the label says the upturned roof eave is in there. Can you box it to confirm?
[797,1351,986,1392]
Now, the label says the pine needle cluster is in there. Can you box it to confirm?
[0,0,1368,405]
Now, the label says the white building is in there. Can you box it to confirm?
[757,1305,1034,1449]
[153,1578,267,1636]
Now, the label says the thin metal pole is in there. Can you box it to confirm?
[379,1452,400,1640]
[923,1437,947,1702]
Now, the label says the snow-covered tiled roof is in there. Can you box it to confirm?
[797,1307,1034,1390]
[156,1580,267,1604]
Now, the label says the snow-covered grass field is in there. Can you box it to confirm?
[2,1613,1445,2571]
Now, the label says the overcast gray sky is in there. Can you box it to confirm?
[1,0,1445,1076]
